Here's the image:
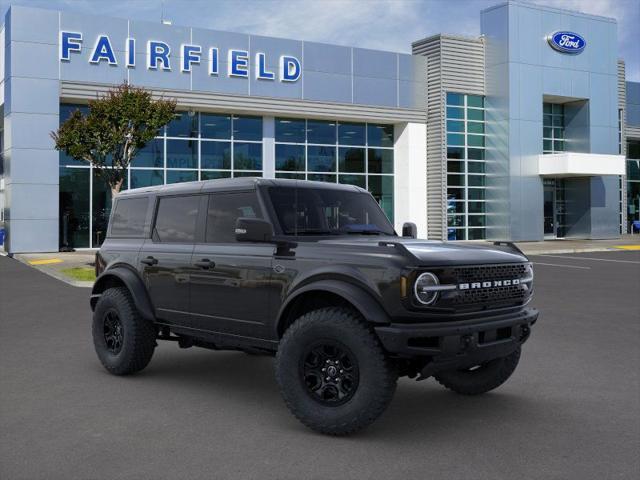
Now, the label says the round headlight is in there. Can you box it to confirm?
[414,272,440,305]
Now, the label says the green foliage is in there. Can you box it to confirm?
[52,83,176,193]
[60,267,96,282]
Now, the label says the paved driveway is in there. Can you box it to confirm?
[1,251,638,479]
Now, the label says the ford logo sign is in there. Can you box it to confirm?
[547,31,586,54]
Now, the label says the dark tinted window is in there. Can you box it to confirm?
[110,197,149,237]
[206,192,262,243]
[154,195,200,243]
[268,187,395,236]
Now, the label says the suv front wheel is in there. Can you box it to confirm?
[92,287,156,375]
[275,307,398,435]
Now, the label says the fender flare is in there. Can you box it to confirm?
[90,266,155,321]
[276,279,391,335]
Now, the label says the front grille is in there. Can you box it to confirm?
[453,264,528,283]
[453,284,526,305]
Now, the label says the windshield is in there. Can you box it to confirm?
[267,186,396,236]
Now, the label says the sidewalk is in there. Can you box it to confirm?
[467,234,640,255]
[11,251,96,288]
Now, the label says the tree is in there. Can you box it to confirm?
[52,83,176,197]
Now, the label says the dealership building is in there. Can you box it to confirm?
[0,1,639,252]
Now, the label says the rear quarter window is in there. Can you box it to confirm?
[110,197,149,237]
[154,195,201,243]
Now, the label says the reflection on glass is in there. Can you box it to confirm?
[167,170,197,184]
[367,124,394,147]
[167,139,197,169]
[93,170,127,247]
[338,122,365,146]
[167,111,198,138]
[308,174,336,183]
[368,175,394,222]
[201,171,231,180]
[307,120,336,144]
[233,115,262,141]
[201,141,231,169]
[201,113,231,139]
[234,142,262,170]
[59,167,90,248]
[276,118,306,143]
[339,175,366,188]
[132,139,164,168]
[368,148,394,174]
[131,169,163,188]
[338,147,365,173]
[307,145,336,172]
[276,144,305,171]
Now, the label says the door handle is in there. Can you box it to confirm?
[194,259,215,269]
[141,256,158,266]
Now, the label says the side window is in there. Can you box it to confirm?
[206,191,262,243]
[110,197,149,237]
[154,195,200,243]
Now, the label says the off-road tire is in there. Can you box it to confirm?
[434,347,521,395]
[275,307,397,436]
[92,287,156,375]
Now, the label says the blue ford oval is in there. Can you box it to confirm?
[547,31,586,54]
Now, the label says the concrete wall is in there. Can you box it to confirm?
[482,1,620,240]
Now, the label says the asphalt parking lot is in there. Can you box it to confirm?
[1,250,639,480]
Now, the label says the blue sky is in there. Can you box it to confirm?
[1,0,638,80]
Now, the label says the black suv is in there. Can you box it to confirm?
[91,178,538,435]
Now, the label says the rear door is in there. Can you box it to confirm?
[139,194,204,326]
[189,191,275,339]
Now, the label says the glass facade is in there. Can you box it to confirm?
[627,139,640,232]
[445,92,486,240]
[543,103,565,154]
[58,104,263,248]
[274,118,395,221]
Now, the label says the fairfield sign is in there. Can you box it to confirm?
[59,31,302,82]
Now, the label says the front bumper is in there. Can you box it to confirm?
[375,307,538,377]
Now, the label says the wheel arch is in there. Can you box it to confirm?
[90,266,155,322]
[276,279,391,338]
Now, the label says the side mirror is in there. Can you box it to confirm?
[402,222,417,239]
[235,218,273,243]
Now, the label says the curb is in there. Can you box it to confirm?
[11,255,93,288]
[519,247,621,255]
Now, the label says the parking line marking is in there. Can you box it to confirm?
[532,262,591,270]
[538,254,640,265]
[29,259,63,265]
[613,245,640,251]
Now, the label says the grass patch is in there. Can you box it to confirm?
[61,267,96,282]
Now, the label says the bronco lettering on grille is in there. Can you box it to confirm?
[459,279,521,290]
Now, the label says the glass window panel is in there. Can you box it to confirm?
[447,161,464,173]
[448,228,466,240]
[447,147,465,159]
[59,151,86,167]
[132,138,164,168]
[206,192,262,243]
[338,122,366,146]
[166,139,197,169]
[447,187,465,200]
[554,140,564,152]
[446,106,464,119]
[60,103,89,123]
[233,142,262,170]
[467,148,484,160]
[275,144,305,171]
[200,113,231,139]
[447,200,465,214]
[447,215,465,227]
[111,197,149,237]
[543,114,553,126]
[307,145,336,172]
[467,95,484,108]
[543,139,553,151]
[154,195,199,242]
[627,160,640,180]
[467,108,484,121]
[543,103,552,114]
[367,124,394,147]
[166,170,197,184]
[276,173,305,180]
[308,174,336,183]
[543,127,553,138]
[93,170,127,247]
[130,169,164,188]
[447,120,464,133]
[338,147,365,173]
[233,115,262,141]
[59,166,90,248]
[368,175,394,222]
[468,188,485,200]
[554,128,564,139]
[467,134,485,147]
[467,122,484,134]
[468,201,486,214]
[201,171,231,180]
[468,175,486,187]
[233,171,262,178]
[468,228,486,240]
[446,92,464,106]
[339,174,366,188]
[447,174,465,186]
[468,161,485,173]
[628,141,640,159]
[307,120,336,144]
[201,141,231,170]
[275,117,306,143]
[468,215,486,227]
[368,148,394,174]
[552,103,563,114]
[447,133,465,146]
[167,111,198,138]
[552,115,563,127]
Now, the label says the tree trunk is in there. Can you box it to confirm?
[110,178,124,199]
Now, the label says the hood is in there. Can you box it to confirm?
[316,237,528,266]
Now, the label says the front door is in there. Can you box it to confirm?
[139,194,202,325]
[189,191,275,339]
[543,179,567,238]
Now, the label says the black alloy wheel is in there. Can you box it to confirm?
[103,310,124,354]
[301,342,359,406]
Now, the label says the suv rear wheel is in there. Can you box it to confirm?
[92,287,156,375]
[434,347,521,395]
[275,307,397,436]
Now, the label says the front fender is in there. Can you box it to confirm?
[90,266,155,322]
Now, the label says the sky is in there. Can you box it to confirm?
[1,0,638,80]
